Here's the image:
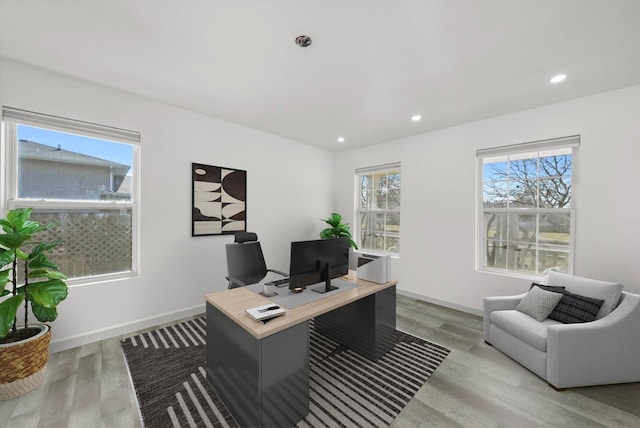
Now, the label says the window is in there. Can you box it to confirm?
[477,136,578,276]
[2,107,139,284]
[356,163,400,255]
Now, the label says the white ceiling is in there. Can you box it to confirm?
[1,0,640,151]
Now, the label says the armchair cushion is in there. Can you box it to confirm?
[548,290,605,324]
[543,270,622,319]
[482,293,526,343]
[515,286,563,321]
[490,310,562,352]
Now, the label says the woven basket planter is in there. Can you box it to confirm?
[0,324,51,400]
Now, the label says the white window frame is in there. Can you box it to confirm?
[1,107,140,286]
[355,162,401,256]
[476,136,579,279]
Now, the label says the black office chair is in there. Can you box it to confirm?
[225,232,288,289]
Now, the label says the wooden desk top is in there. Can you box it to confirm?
[205,271,397,340]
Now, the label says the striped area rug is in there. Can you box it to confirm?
[121,317,449,427]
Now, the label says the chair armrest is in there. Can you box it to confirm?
[483,293,526,342]
[226,275,247,289]
[267,268,289,278]
[547,292,640,388]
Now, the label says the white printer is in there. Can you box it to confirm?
[355,252,391,284]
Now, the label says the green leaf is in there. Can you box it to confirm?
[29,240,62,258]
[31,301,58,323]
[321,213,343,228]
[27,269,49,279]
[0,232,31,250]
[337,225,352,235]
[16,248,29,259]
[0,294,25,339]
[6,208,32,230]
[0,269,10,288]
[48,271,67,280]
[349,239,359,250]
[319,228,335,239]
[0,219,13,234]
[27,279,68,308]
[28,253,60,271]
[28,269,67,280]
[1,288,10,297]
[20,220,47,235]
[0,250,15,267]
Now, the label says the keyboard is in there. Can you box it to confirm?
[265,278,290,287]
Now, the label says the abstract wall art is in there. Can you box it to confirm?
[192,163,246,236]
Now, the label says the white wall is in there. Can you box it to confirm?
[335,85,640,314]
[3,57,639,346]
[0,58,336,351]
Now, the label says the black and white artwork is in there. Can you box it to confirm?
[192,163,246,236]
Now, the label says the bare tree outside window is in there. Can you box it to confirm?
[483,155,571,209]
[357,165,400,254]
[481,147,575,275]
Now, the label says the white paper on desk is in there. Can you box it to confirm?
[246,304,285,322]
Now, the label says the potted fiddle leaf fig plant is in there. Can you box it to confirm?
[0,208,68,400]
[319,212,358,250]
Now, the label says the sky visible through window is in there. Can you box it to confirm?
[18,125,133,169]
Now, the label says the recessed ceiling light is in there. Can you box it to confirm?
[337,137,345,143]
[411,114,422,122]
[550,74,567,84]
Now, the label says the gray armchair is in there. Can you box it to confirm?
[484,271,640,389]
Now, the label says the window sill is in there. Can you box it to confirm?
[477,267,545,282]
[66,271,138,288]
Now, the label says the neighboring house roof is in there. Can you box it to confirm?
[118,175,133,194]
[19,139,131,176]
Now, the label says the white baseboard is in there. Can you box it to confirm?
[50,292,481,353]
[397,289,483,317]
[49,305,205,353]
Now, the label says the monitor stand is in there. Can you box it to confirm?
[311,263,338,294]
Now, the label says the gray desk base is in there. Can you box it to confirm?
[206,304,309,428]
[206,285,396,427]
[315,285,396,360]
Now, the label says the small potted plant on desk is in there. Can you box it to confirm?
[320,213,358,250]
[0,208,68,400]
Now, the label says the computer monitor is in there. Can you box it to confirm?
[289,237,350,293]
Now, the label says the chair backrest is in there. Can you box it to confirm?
[234,231,258,244]
[225,240,268,287]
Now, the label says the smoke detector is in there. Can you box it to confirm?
[295,35,312,47]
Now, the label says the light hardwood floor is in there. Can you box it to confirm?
[1,294,639,427]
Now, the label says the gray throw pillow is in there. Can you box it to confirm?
[516,286,563,321]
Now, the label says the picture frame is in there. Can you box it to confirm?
[192,163,246,236]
